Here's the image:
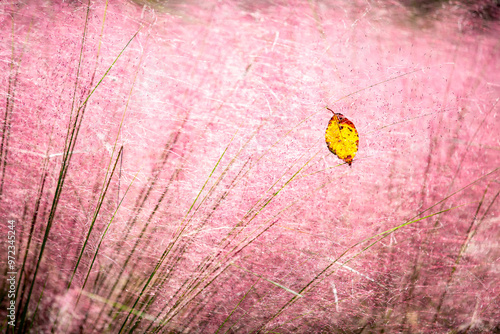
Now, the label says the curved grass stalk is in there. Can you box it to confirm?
[260,167,499,332]
[17,20,141,332]
[117,131,239,333]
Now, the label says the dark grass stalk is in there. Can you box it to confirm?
[125,191,218,329]
[314,192,495,329]
[0,15,31,200]
[17,16,92,332]
[75,148,134,298]
[16,22,140,331]
[55,22,146,324]
[66,0,118,291]
[114,153,189,281]
[133,249,193,331]
[23,277,47,334]
[294,193,495,330]
[153,127,264,290]
[109,166,182,294]
[141,130,258,300]
[102,118,188,297]
[14,157,49,322]
[97,125,189,330]
[117,132,238,333]
[272,288,351,332]
[128,134,250,329]
[151,160,252,306]
[112,164,189,311]
[124,137,243,330]
[135,135,259,323]
[118,271,166,331]
[119,128,183,237]
[61,0,92,164]
[67,146,124,289]
[65,18,143,289]
[103,177,183,331]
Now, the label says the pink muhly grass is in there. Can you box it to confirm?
[0,0,499,333]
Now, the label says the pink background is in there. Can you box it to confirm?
[1,0,499,332]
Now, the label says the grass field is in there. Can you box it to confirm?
[1,0,499,332]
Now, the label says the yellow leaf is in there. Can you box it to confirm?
[325,107,359,166]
